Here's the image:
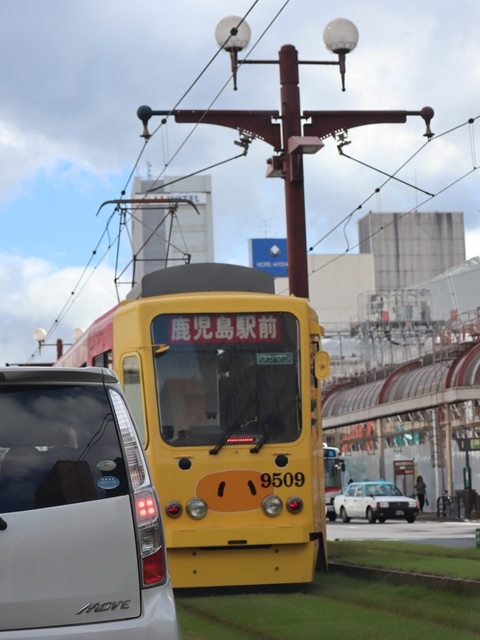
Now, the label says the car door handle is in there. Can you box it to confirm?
[0,517,7,531]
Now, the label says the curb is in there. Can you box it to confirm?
[328,562,480,596]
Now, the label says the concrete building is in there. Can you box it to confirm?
[273,253,376,331]
[358,211,465,290]
[408,256,480,322]
[130,175,214,282]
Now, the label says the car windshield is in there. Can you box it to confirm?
[152,312,301,447]
[366,483,403,497]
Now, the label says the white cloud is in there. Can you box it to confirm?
[0,255,118,365]
[0,0,479,364]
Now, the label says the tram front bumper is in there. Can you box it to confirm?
[166,523,315,549]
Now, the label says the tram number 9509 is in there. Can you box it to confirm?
[260,472,305,488]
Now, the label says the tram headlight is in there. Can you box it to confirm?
[262,495,283,517]
[286,496,303,514]
[165,501,183,518]
[186,498,208,519]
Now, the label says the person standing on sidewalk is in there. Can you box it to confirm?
[415,475,427,512]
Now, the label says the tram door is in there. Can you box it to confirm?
[393,460,415,497]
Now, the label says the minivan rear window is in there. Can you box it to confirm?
[0,384,129,513]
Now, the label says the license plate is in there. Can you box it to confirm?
[395,510,404,516]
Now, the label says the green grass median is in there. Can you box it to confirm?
[176,541,480,639]
[328,539,480,580]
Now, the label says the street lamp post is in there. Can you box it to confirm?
[32,328,65,360]
[32,327,84,360]
[137,17,434,299]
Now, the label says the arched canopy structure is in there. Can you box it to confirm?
[323,342,480,429]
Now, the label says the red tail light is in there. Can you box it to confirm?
[166,501,183,518]
[143,548,165,585]
[136,495,158,520]
[286,496,303,513]
[109,391,166,588]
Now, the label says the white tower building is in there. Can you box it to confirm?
[130,175,214,282]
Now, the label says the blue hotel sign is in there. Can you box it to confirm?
[249,238,288,277]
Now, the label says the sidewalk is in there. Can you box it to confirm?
[416,510,479,522]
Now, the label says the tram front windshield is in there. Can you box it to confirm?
[152,312,301,447]
[324,459,343,489]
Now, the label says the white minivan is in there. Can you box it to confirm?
[0,366,181,639]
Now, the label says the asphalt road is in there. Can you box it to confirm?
[327,514,480,548]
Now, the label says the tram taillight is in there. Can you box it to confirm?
[286,497,303,513]
[165,501,183,518]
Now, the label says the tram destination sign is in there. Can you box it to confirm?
[167,313,282,344]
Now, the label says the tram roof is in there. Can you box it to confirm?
[126,263,275,299]
[323,341,480,428]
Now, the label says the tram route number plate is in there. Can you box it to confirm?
[261,472,305,488]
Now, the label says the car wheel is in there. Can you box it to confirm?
[366,507,376,523]
[340,507,350,523]
[406,516,416,523]
[327,512,337,522]
[378,515,386,523]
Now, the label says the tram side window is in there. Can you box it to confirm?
[122,355,146,444]
[93,351,113,369]
[310,338,320,442]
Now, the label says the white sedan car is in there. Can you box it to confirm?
[334,481,419,524]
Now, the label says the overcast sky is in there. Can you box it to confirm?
[1,0,479,365]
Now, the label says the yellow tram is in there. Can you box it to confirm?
[57,263,330,588]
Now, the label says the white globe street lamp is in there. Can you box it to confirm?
[215,16,251,90]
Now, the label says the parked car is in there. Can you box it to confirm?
[334,481,419,524]
[0,366,181,640]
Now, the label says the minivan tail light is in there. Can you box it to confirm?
[137,494,158,521]
[143,547,165,585]
[109,390,166,587]
[109,389,149,490]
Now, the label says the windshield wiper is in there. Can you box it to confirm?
[209,401,256,455]
[249,430,273,454]
[209,421,242,455]
[250,395,300,454]
[250,414,282,454]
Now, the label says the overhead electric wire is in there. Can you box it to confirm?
[308,138,432,253]
[273,114,480,296]
[119,0,267,199]
[27,0,290,361]
[28,108,480,361]
[24,1,479,363]
[307,115,479,277]
[115,1,292,301]
[147,0,263,142]
[146,0,292,193]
